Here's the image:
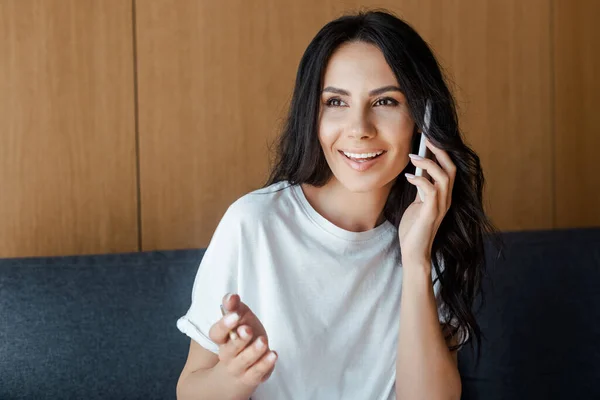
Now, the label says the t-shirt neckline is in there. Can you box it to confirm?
[291,183,394,242]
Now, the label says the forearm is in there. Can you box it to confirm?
[177,361,255,400]
[396,261,461,400]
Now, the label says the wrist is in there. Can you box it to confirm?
[401,258,432,280]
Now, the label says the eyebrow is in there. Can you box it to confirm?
[321,85,403,96]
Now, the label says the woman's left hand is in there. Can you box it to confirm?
[398,138,456,269]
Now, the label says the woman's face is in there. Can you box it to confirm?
[318,41,415,193]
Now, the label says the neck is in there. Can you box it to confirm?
[301,179,393,232]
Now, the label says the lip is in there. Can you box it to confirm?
[339,149,386,154]
[338,150,386,172]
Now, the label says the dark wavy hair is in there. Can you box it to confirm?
[266,9,501,357]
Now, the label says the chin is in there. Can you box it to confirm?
[332,173,395,194]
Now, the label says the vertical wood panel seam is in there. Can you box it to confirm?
[549,0,557,228]
[132,0,142,251]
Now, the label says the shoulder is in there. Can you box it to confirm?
[220,180,296,230]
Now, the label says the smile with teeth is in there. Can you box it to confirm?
[340,150,385,162]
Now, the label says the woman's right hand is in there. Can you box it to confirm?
[209,293,278,388]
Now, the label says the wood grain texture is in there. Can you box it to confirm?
[136,0,310,250]
[0,0,138,257]
[137,0,554,250]
[554,0,600,228]
[395,0,554,231]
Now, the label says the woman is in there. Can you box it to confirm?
[176,9,498,400]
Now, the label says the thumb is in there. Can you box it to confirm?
[221,292,241,313]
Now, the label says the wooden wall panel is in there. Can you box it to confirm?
[554,1,600,228]
[136,0,309,250]
[395,0,554,231]
[137,0,554,251]
[0,0,138,257]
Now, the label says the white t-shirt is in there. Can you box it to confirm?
[177,180,454,400]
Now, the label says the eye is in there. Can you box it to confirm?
[325,98,347,107]
[374,97,399,107]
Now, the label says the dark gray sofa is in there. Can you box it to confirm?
[1,228,599,399]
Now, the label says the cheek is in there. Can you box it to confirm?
[380,117,415,150]
[381,109,414,131]
[317,119,340,152]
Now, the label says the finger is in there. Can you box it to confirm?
[424,139,456,208]
[222,292,241,313]
[228,336,269,377]
[405,173,438,209]
[244,350,278,386]
[220,293,251,342]
[218,325,254,362]
[425,139,457,181]
[219,305,238,342]
[259,350,278,382]
[409,154,449,189]
[223,295,252,324]
[409,154,450,211]
[425,139,456,173]
[209,311,240,345]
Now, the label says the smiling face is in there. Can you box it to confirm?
[318,41,416,193]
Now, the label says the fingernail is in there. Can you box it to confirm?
[405,173,416,179]
[255,338,265,349]
[224,312,239,327]
[239,326,250,339]
[408,154,423,160]
[229,331,239,341]
[267,351,277,362]
[225,293,234,302]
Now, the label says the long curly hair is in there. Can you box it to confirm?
[266,9,501,357]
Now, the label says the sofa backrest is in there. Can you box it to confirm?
[459,228,600,400]
[0,249,204,399]
[1,228,599,399]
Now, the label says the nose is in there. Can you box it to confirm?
[347,110,375,139]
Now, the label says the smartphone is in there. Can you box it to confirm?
[414,100,433,202]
